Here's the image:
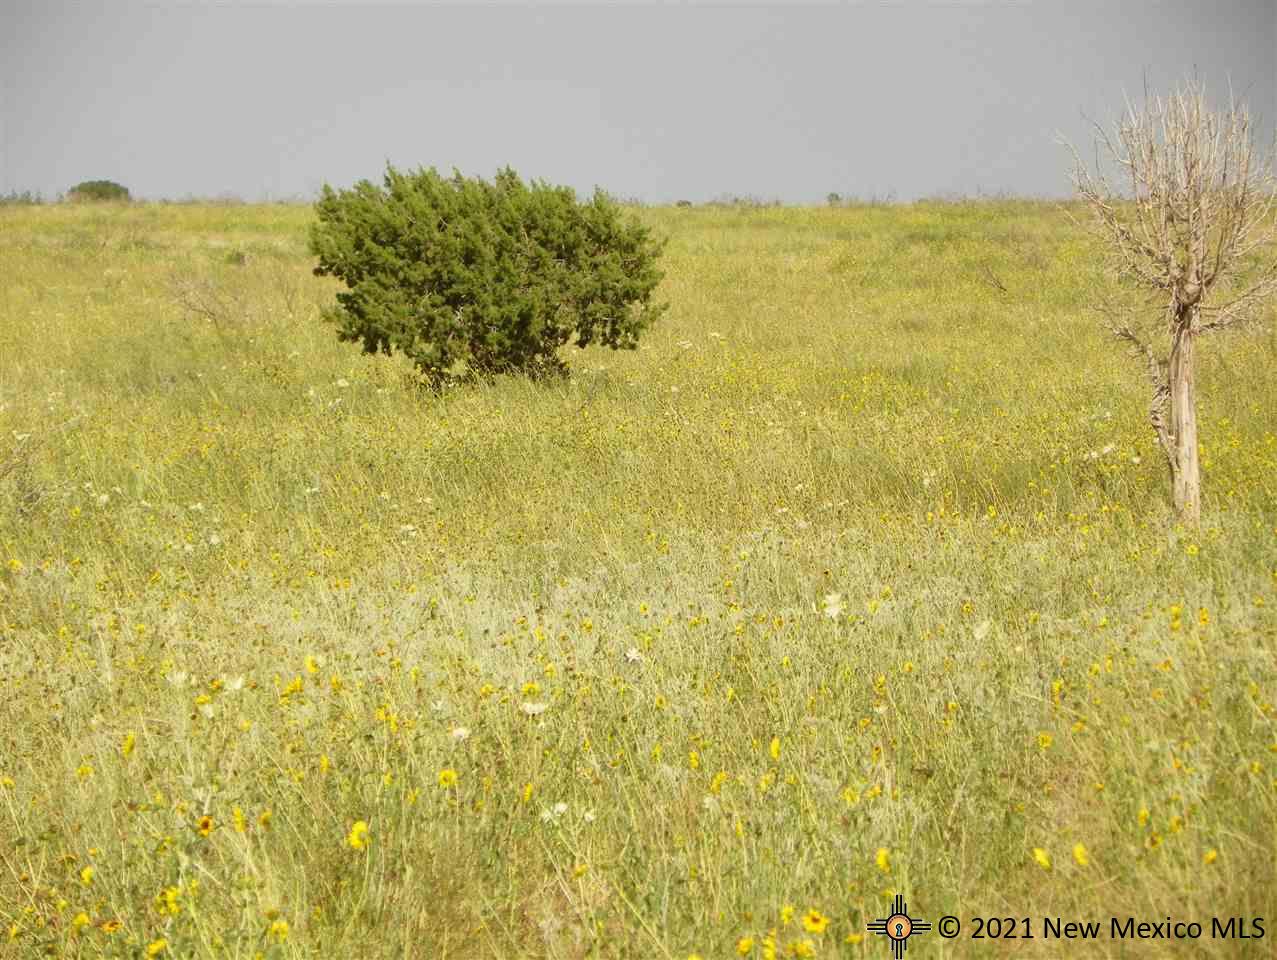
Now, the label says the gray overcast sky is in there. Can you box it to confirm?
[1,1,1273,203]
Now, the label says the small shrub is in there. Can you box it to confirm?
[67,180,131,203]
[309,165,667,383]
[675,200,693,209]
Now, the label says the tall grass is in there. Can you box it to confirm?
[0,200,1274,958]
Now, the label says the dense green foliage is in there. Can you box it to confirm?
[309,166,667,382]
[67,179,131,202]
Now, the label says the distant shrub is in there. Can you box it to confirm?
[675,200,693,209]
[67,180,131,203]
[309,165,667,384]
[825,190,897,208]
[0,191,45,206]
[706,194,781,209]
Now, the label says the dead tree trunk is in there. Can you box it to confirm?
[1166,318,1201,525]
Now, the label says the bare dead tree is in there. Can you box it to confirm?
[1065,78,1277,526]
[166,272,249,350]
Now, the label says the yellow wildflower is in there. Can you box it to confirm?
[347,820,370,850]
[802,909,829,933]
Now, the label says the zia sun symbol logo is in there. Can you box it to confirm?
[867,894,932,958]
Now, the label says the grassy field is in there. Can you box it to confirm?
[1,199,1275,959]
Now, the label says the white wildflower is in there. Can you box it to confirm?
[521,702,548,716]
[822,593,845,620]
[540,802,568,823]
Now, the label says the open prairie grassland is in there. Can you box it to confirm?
[1,201,1275,958]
